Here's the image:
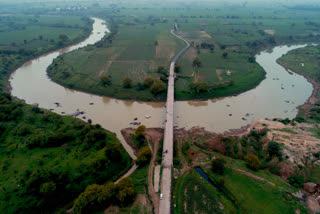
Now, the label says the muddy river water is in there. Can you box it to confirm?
[10,18,313,158]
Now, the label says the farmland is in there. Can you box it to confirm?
[0,13,92,91]
[48,1,320,101]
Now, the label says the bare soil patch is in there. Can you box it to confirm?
[264,29,275,35]
[216,69,223,81]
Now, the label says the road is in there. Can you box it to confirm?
[159,27,190,214]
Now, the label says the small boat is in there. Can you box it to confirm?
[145,114,151,119]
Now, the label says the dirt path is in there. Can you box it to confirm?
[233,168,275,186]
[145,128,163,214]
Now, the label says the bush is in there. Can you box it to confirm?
[105,142,122,161]
[122,78,132,88]
[135,125,146,138]
[116,177,135,206]
[174,63,181,72]
[211,158,226,175]
[192,57,201,67]
[100,74,111,86]
[267,141,282,158]
[189,81,208,93]
[143,77,155,88]
[40,181,56,196]
[244,154,261,171]
[150,80,166,95]
[288,173,305,188]
[136,146,152,166]
[269,165,280,175]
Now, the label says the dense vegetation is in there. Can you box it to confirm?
[0,92,131,213]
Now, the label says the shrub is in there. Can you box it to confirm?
[174,63,181,72]
[211,158,226,175]
[189,81,208,93]
[288,173,305,188]
[105,142,122,161]
[143,77,155,88]
[192,57,201,67]
[122,78,132,88]
[267,141,282,158]
[40,181,56,196]
[222,51,228,58]
[100,74,111,86]
[136,146,152,166]
[116,177,135,206]
[244,154,261,171]
[135,125,146,138]
[150,80,166,95]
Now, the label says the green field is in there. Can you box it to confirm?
[0,14,92,91]
[173,170,236,214]
[277,45,320,123]
[277,45,320,83]
[47,1,320,101]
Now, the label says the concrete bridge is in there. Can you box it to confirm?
[159,27,190,214]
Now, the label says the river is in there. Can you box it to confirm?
[9,18,313,159]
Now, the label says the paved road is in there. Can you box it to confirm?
[159,27,190,214]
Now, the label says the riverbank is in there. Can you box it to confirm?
[276,45,320,119]
[1,17,93,93]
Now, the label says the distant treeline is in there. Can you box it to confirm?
[285,5,320,11]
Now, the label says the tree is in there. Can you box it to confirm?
[122,77,132,88]
[143,77,155,88]
[39,35,43,40]
[244,154,261,170]
[248,56,256,63]
[267,141,282,158]
[72,184,103,214]
[160,74,167,82]
[174,63,181,73]
[105,142,122,161]
[193,57,201,67]
[85,129,107,146]
[135,125,146,138]
[100,74,111,86]
[211,158,226,175]
[136,146,152,166]
[156,66,168,76]
[116,178,135,205]
[150,80,166,95]
[222,51,228,58]
[189,81,208,93]
[59,34,69,42]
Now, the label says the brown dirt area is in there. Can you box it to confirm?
[216,69,223,81]
[199,30,212,38]
[264,29,275,35]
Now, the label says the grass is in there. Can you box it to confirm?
[206,166,308,214]
[173,170,236,214]
[277,45,320,83]
[0,14,92,91]
[130,164,149,194]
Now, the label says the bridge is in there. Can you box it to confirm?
[159,27,190,214]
